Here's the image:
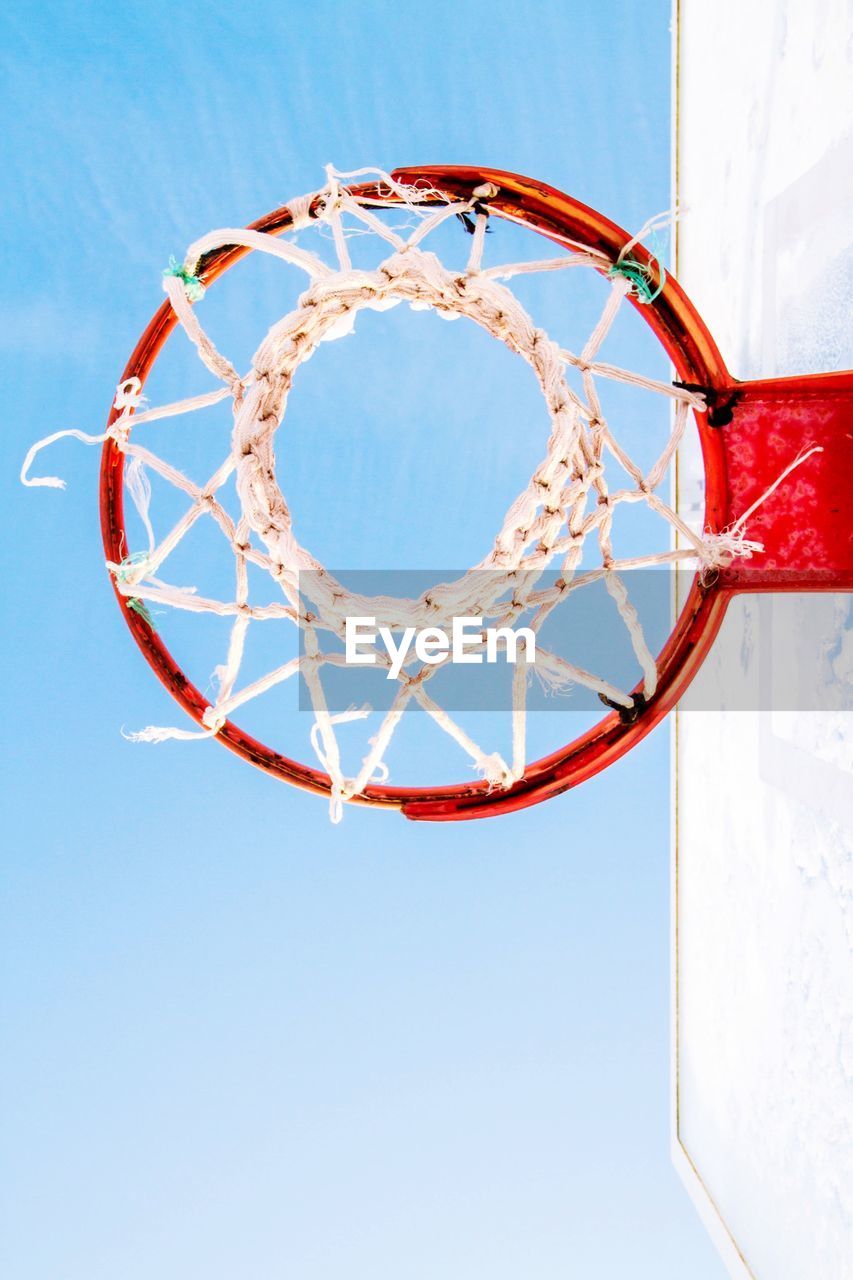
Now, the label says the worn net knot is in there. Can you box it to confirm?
[699,529,764,568]
[163,256,206,302]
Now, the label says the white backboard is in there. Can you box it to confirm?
[672,1,853,1276]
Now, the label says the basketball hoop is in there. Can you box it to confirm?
[22,166,853,820]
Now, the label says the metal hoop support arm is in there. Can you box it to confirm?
[710,370,853,591]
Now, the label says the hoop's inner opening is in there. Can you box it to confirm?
[278,300,554,573]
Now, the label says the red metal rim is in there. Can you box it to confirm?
[99,166,732,819]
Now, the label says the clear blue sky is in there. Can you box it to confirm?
[1,2,728,1277]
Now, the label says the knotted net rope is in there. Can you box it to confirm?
[23,166,815,820]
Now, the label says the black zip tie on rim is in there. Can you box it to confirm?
[598,691,648,724]
[673,380,741,427]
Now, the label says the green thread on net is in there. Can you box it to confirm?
[608,255,665,304]
[163,255,205,302]
[127,597,156,629]
[115,551,149,584]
